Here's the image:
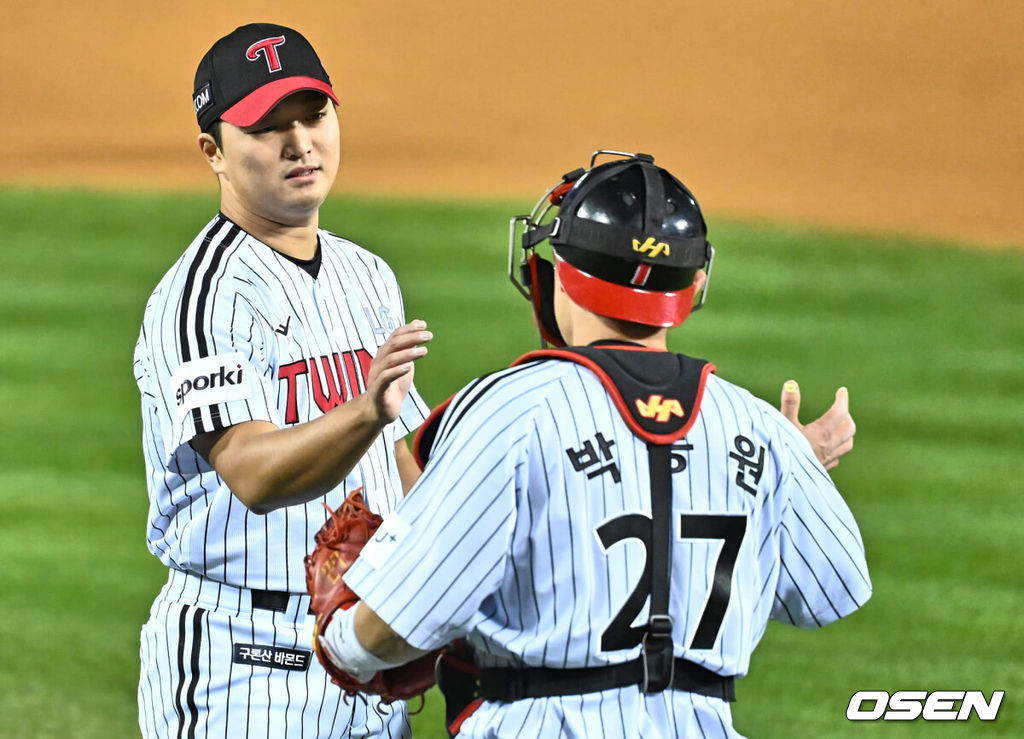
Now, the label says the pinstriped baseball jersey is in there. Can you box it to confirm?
[133,213,428,591]
[344,350,871,737]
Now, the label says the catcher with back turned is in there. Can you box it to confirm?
[305,151,871,737]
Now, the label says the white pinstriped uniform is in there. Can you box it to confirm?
[344,354,872,738]
[133,213,427,738]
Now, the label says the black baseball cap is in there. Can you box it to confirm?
[193,23,338,131]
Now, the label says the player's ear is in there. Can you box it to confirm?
[692,269,707,293]
[197,132,224,174]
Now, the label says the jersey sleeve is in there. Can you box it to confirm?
[770,422,872,628]
[154,282,280,463]
[342,381,534,650]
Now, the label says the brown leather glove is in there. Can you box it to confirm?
[304,488,437,704]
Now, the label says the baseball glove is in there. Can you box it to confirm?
[304,488,437,706]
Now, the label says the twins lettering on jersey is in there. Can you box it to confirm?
[278,350,372,424]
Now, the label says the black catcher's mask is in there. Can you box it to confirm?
[509,151,714,347]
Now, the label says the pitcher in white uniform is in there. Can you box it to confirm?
[133,22,432,738]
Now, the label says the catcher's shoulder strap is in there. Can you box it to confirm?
[510,343,716,445]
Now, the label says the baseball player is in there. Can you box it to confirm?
[133,23,431,738]
[314,152,872,737]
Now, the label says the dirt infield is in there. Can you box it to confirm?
[2,1,1021,246]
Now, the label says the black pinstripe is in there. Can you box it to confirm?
[173,607,188,738]
[443,363,543,440]
[185,607,205,739]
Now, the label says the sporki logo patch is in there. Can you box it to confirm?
[171,353,252,419]
[175,364,242,406]
[846,690,1004,722]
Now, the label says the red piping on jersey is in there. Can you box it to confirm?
[448,698,484,736]
[412,395,454,470]
[554,253,696,328]
[513,349,716,445]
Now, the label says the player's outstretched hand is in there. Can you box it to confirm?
[365,321,433,424]
[780,381,855,470]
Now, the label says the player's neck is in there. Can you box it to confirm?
[220,201,321,260]
[565,310,668,350]
[579,331,667,350]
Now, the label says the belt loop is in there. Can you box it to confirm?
[250,590,290,612]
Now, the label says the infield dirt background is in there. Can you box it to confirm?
[1,1,1021,247]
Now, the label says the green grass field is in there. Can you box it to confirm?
[0,188,1021,738]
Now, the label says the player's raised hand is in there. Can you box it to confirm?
[365,321,433,424]
[780,381,855,470]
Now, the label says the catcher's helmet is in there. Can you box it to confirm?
[509,151,714,346]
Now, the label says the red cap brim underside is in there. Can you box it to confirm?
[221,77,339,127]
[554,254,695,327]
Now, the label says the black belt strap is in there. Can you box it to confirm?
[476,657,735,703]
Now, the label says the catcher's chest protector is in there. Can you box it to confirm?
[413,343,715,467]
[512,344,715,444]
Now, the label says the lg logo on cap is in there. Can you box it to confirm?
[247,36,286,73]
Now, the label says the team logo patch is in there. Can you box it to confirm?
[636,394,685,423]
[246,36,287,73]
[359,514,411,569]
[233,644,311,672]
[171,352,251,419]
[632,236,671,258]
